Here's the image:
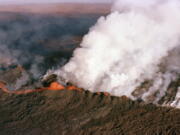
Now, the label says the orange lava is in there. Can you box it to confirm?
[0,81,82,95]
[47,82,65,91]
[0,81,109,96]
[66,85,82,91]
[47,82,82,91]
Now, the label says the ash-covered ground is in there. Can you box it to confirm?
[0,5,180,135]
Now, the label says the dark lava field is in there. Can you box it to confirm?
[0,9,180,135]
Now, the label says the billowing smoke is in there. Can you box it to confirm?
[48,0,180,108]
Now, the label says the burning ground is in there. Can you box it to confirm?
[0,1,180,135]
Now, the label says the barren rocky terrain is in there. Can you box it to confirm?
[0,83,180,135]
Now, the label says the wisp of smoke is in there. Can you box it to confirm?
[47,0,180,108]
[0,14,97,90]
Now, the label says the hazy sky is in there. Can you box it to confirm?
[0,0,112,4]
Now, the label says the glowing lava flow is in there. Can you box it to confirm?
[0,81,110,96]
[0,81,82,95]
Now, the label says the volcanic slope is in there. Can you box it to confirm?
[0,87,180,135]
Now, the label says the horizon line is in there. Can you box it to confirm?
[0,1,112,5]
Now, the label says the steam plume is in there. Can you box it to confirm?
[49,0,180,108]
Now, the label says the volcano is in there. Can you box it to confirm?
[0,2,180,135]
